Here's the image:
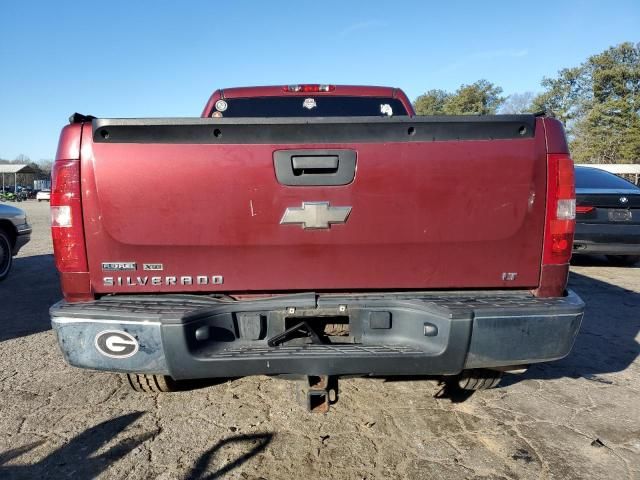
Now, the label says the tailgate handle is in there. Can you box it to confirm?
[274,149,356,186]
[292,155,339,175]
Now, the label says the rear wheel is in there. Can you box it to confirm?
[0,230,13,282]
[126,374,179,392]
[454,369,503,391]
[606,255,640,267]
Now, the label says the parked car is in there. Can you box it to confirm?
[573,166,640,266]
[0,204,32,281]
[49,85,584,410]
[36,189,51,202]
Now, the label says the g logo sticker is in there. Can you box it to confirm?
[95,330,139,359]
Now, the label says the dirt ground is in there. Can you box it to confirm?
[0,201,638,479]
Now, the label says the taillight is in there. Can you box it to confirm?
[51,160,88,272]
[283,84,335,93]
[576,205,595,214]
[542,154,576,264]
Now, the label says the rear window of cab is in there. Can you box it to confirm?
[212,96,408,117]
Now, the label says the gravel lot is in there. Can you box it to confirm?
[1,201,638,479]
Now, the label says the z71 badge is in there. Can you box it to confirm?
[143,263,163,271]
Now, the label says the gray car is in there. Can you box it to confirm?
[0,203,32,281]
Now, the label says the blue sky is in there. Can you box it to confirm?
[1,0,638,161]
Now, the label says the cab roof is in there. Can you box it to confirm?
[220,85,398,98]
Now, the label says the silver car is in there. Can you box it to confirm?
[0,204,32,281]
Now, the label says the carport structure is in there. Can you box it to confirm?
[0,164,37,192]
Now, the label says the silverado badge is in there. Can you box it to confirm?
[280,202,352,229]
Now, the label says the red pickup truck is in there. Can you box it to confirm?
[50,85,584,408]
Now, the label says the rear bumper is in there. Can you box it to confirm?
[50,291,584,379]
[574,222,640,255]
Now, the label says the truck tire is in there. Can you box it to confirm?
[126,374,178,393]
[606,255,640,267]
[455,369,503,390]
[0,230,13,282]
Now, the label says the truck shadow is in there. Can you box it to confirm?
[0,254,60,342]
[186,432,274,480]
[0,410,271,480]
[0,412,157,479]
[571,254,640,267]
[502,270,640,387]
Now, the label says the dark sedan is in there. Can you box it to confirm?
[573,166,640,266]
[0,203,32,281]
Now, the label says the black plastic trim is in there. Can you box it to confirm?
[69,113,96,124]
[92,115,536,145]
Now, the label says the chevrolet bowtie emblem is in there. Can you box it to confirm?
[280,202,352,229]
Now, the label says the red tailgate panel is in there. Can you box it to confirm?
[81,126,547,293]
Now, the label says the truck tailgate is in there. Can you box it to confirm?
[80,116,547,293]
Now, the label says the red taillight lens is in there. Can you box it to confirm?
[283,84,335,93]
[51,160,88,272]
[576,205,595,214]
[542,154,576,265]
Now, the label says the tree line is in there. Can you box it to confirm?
[413,42,640,164]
